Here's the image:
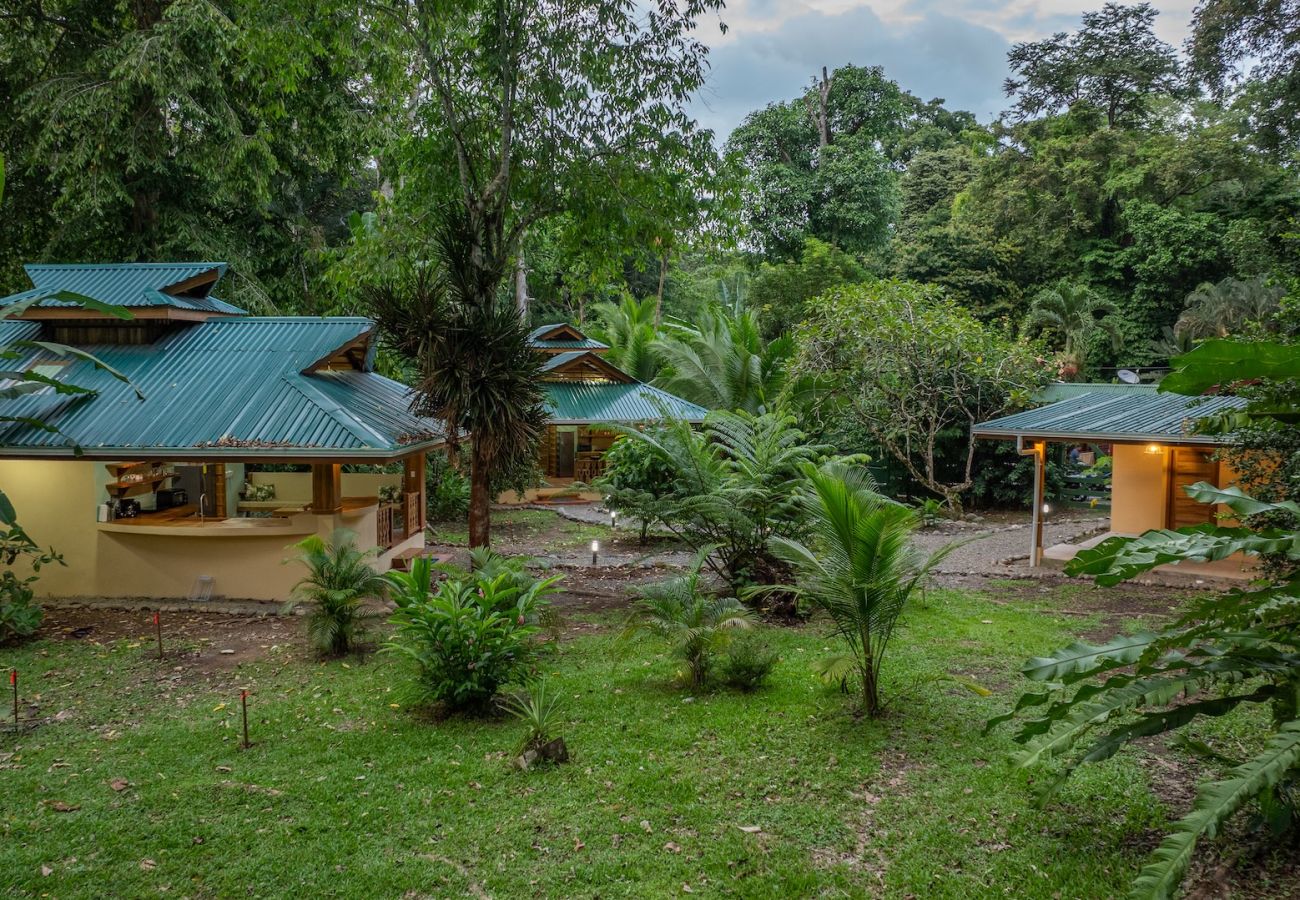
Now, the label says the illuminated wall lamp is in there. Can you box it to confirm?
[1145,443,1163,454]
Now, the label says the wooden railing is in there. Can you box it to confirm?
[404,491,421,536]
[575,456,607,482]
[377,504,395,548]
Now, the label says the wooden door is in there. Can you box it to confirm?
[555,430,576,478]
[1167,448,1219,528]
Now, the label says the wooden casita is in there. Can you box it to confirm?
[506,323,707,502]
[0,263,443,601]
[974,383,1252,578]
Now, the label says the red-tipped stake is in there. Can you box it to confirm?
[240,690,250,750]
[154,611,163,660]
[10,669,16,727]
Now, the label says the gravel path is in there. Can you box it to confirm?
[539,502,1109,579]
[912,512,1108,577]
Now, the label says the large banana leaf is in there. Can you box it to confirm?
[1128,721,1300,900]
[1065,525,1299,586]
[1162,339,1300,396]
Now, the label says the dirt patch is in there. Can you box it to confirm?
[942,574,1200,637]
[36,606,308,678]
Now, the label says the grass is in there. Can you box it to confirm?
[0,584,1271,898]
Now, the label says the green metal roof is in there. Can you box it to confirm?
[527,323,608,351]
[543,381,708,424]
[0,316,444,459]
[974,391,1247,445]
[3,263,245,315]
[1038,382,1160,402]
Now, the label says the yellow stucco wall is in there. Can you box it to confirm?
[0,460,417,602]
[247,471,400,502]
[1109,444,1243,534]
[1110,444,1169,533]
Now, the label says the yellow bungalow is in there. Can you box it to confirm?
[973,383,1250,577]
[0,263,443,601]
[508,323,707,502]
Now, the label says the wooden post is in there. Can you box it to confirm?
[1034,441,1046,565]
[1019,438,1047,567]
[404,454,426,531]
[310,464,342,513]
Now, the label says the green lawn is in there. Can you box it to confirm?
[0,585,1271,898]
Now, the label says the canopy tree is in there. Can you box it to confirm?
[351,0,725,546]
[0,0,372,310]
[724,64,972,260]
[1190,0,1300,152]
[1003,2,1182,128]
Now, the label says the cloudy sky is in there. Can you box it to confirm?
[689,0,1196,139]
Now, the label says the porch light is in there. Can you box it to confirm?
[591,540,600,566]
[1146,443,1163,454]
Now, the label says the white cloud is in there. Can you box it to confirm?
[689,0,1196,140]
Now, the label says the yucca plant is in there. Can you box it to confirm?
[503,679,565,754]
[287,529,388,656]
[620,551,755,688]
[771,463,955,717]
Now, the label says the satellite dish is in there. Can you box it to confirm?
[1117,369,1141,384]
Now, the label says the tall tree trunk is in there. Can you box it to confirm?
[515,245,528,319]
[654,248,669,326]
[468,439,491,548]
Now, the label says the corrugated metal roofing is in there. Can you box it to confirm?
[540,351,586,371]
[527,323,608,350]
[1039,382,1159,402]
[543,381,708,423]
[973,391,1248,445]
[3,263,245,315]
[0,316,444,458]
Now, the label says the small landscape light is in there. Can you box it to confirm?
[1042,503,1051,515]
[610,510,618,527]
[591,539,600,566]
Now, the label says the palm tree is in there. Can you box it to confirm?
[1023,281,1122,379]
[288,529,389,656]
[365,203,549,548]
[652,306,795,414]
[1176,276,1284,340]
[589,295,661,382]
[620,551,755,688]
[771,464,954,717]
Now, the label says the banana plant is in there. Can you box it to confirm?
[992,481,1300,899]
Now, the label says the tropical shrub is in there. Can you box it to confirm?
[610,409,832,604]
[620,552,755,689]
[772,463,955,716]
[426,450,471,522]
[387,563,560,711]
[0,513,58,645]
[716,632,779,692]
[0,571,43,644]
[593,434,681,544]
[287,529,388,656]
[992,337,1300,899]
